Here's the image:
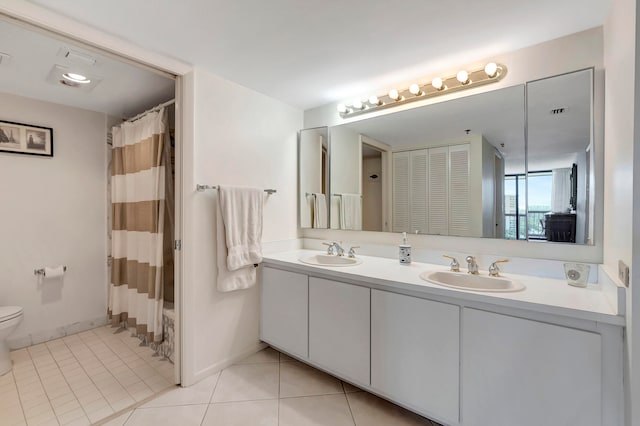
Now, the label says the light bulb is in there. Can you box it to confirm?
[62,72,91,84]
[457,70,469,84]
[369,95,381,105]
[409,83,423,96]
[431,77,444,90]
[484,62,498,77]
[353,99,363,110]
[337,103,347,113]
[388,89,400,101]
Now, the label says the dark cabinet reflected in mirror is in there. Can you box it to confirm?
[298,68,596,245]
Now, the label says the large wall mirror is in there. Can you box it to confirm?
[298,68,595,245]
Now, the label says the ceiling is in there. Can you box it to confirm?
[527,69,592,162]
[0,18,174,118]
[26,0,610,110]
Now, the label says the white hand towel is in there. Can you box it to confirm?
[339,194,362,230]
[216,186,264,292]
[312,193,327,229]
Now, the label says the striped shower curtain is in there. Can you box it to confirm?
[108,108,170,343]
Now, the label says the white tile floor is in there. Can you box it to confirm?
[101,347,442,426]
[3,325,175,426]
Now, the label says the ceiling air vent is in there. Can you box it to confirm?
[0,52,11,67]
[58,47,97,67]
[550,107,566,115]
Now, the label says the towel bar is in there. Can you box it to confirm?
[332,193,363,198]
[196,184,276,195]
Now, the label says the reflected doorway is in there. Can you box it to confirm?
[362,143,383,231]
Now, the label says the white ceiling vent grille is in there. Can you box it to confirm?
[0,52,11,67]
[58,47,97,67]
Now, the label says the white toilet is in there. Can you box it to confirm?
[0,306,23,375]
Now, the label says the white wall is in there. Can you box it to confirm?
[299,129,324,228]
[329,126,362,229]
[603,1,638,425]
[180,68,302,385]
[303,27,605,263]
[575,150,588,245]
[481,138,497,238]
[0,92,108,348]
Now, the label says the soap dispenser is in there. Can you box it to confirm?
[399,232,412,264]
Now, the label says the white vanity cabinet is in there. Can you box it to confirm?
[260,267,308,359]
[260,257,623,426]
[309,277,370,386]
[461,308,602,426]
[371,289,460,424]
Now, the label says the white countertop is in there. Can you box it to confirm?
[263,249,625,326]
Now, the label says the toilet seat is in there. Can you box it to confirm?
[0,306,23,323]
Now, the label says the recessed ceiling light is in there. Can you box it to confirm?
[47,65,102,91]
[62,72,91,84]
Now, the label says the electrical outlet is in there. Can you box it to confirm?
[618,260,630,287]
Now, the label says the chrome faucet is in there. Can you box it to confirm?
[348,246,360,258]
[322,241,345,256]
[322,241,335,255]
[465,256,479,274]
[443,255,460,272]
[488,259,509,277]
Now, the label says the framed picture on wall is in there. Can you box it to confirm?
[0,120,53,157]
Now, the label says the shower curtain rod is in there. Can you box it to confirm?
[126,98,175,123]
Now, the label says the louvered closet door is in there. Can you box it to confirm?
[409,150,428,234]
[449,144,471,236]
[428,147,448,235]
[392,152,410,232]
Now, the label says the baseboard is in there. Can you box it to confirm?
[8,315,109,350]
[184,341,268,387]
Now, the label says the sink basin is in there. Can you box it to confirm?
[420,270,525,292]
[299,254,363,267]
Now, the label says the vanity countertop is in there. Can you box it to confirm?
[263,249,624,326]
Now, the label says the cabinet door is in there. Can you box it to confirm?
[393,150,428,234]
[448,144,471,236]
[409,149,428,234]
[309,277,370,386]
[428,146,448,235]
[371,290,459,423]
[260,267,308,359]
[392,151,410,232]
[462,308,601,426]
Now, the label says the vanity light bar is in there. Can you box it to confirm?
[337,62,507,118]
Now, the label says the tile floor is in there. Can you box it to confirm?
[3,325,175,426]
[102,347,442,426]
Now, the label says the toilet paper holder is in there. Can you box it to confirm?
[34,266,67,276]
